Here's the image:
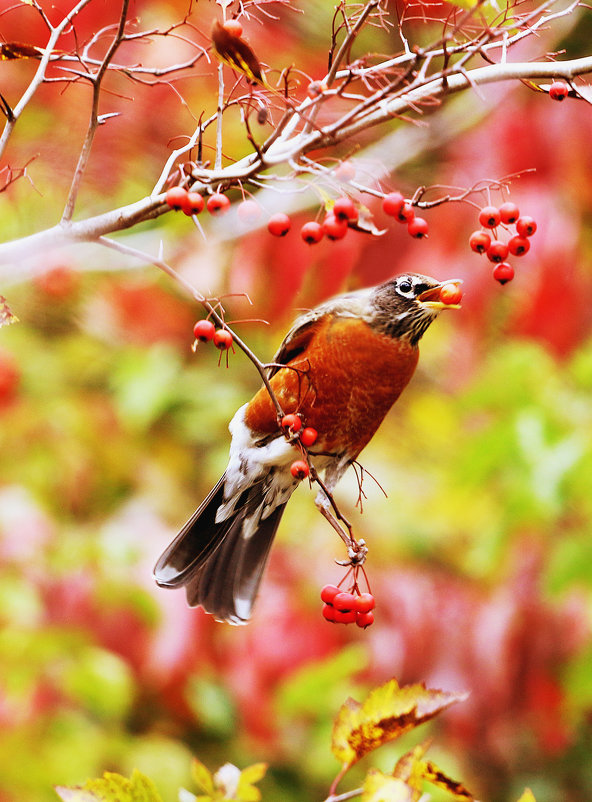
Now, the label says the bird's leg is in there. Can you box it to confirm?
[312,469,368,566]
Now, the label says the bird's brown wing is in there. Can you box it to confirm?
[268,290,372,378]
[268,314,322,379]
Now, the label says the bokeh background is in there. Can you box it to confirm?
[1,1,592,800]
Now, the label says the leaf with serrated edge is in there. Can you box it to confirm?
[191,759,216,795]
[362,769,413,802]
[516,790,536,802]
[55,771,163,802]
[331,679,468,767]
[129,769,163,802]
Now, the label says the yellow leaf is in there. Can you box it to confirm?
[362,769,413,802]
[331,678,468,767]
[191,759,215,795]
[421,760,475,801]
[516,790,536,802]
[393,741,432,801]
[55,771,163,802]
[236,762,267,802]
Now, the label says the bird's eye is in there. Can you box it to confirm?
[397,279,413,294]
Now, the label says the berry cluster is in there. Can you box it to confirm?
[321,584,375,628]
[192,320,234,366]
[469,202,537,284]
[166,170,434,248]
[382,191,429,239]
[193,319,233,349]
[166,186,231,217]
[280,413,318,481]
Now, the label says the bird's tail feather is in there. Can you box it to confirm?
[153,474,287,624]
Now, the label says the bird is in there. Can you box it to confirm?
[154,272,461,624]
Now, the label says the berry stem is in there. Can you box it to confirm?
[97,235,286,419]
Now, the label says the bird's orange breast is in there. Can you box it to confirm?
[244,315,419,458]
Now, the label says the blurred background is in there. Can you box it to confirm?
[1,1,592,800]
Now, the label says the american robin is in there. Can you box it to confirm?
[154,272,461,624]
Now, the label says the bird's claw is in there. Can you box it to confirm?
[347,538,368,565]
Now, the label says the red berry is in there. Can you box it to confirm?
[34,265,79,299]
[334,160,356,182]
[407,217,428,238]
[516,216,537,237]
[508,235,530,256]
[307,80,325,98]
[469,230,491,254]
[439,283,463,306]
[320,584,340,604]
[355,593,375,613]
[493,263,515,285]
[333,196,358,223]
[193,319,216,342]
[0,350,20,407]
[487,240,510,263]
[182,191,205,216]
[333,591,356,612]
[290,460,309,480]
[322,603,337,622]
[165,186,188,210]
[382,191,405,217]
[222,19,243,37]
[549,80,569,101]
[300,427,318,447]
[499,201,520,224]
[335,609,357,624]
[478,205,501,229]
[356,611,375,629]
[396,201,415,223]
[281,413,302,433]
[300,221,324,244]
[237,199,261,225]
[267,212,291,237]
[322,214,348,240]
[207,193,231,215]
[213,329,233,350]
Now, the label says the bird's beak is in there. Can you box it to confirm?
[417,279,463,311]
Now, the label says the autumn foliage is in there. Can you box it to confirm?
[1,0,592,800]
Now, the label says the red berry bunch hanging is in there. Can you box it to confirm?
[166,186,232,219]
[469,200,537,284]
[165,186,206,216]
[192,319,235,366]
[321,583,376,628]
[382,191,429,240]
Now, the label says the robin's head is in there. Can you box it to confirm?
[369,273,462,346]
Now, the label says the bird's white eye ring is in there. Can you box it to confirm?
[397,279,413,294]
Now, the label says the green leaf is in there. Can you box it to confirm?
[110,345,182,432]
